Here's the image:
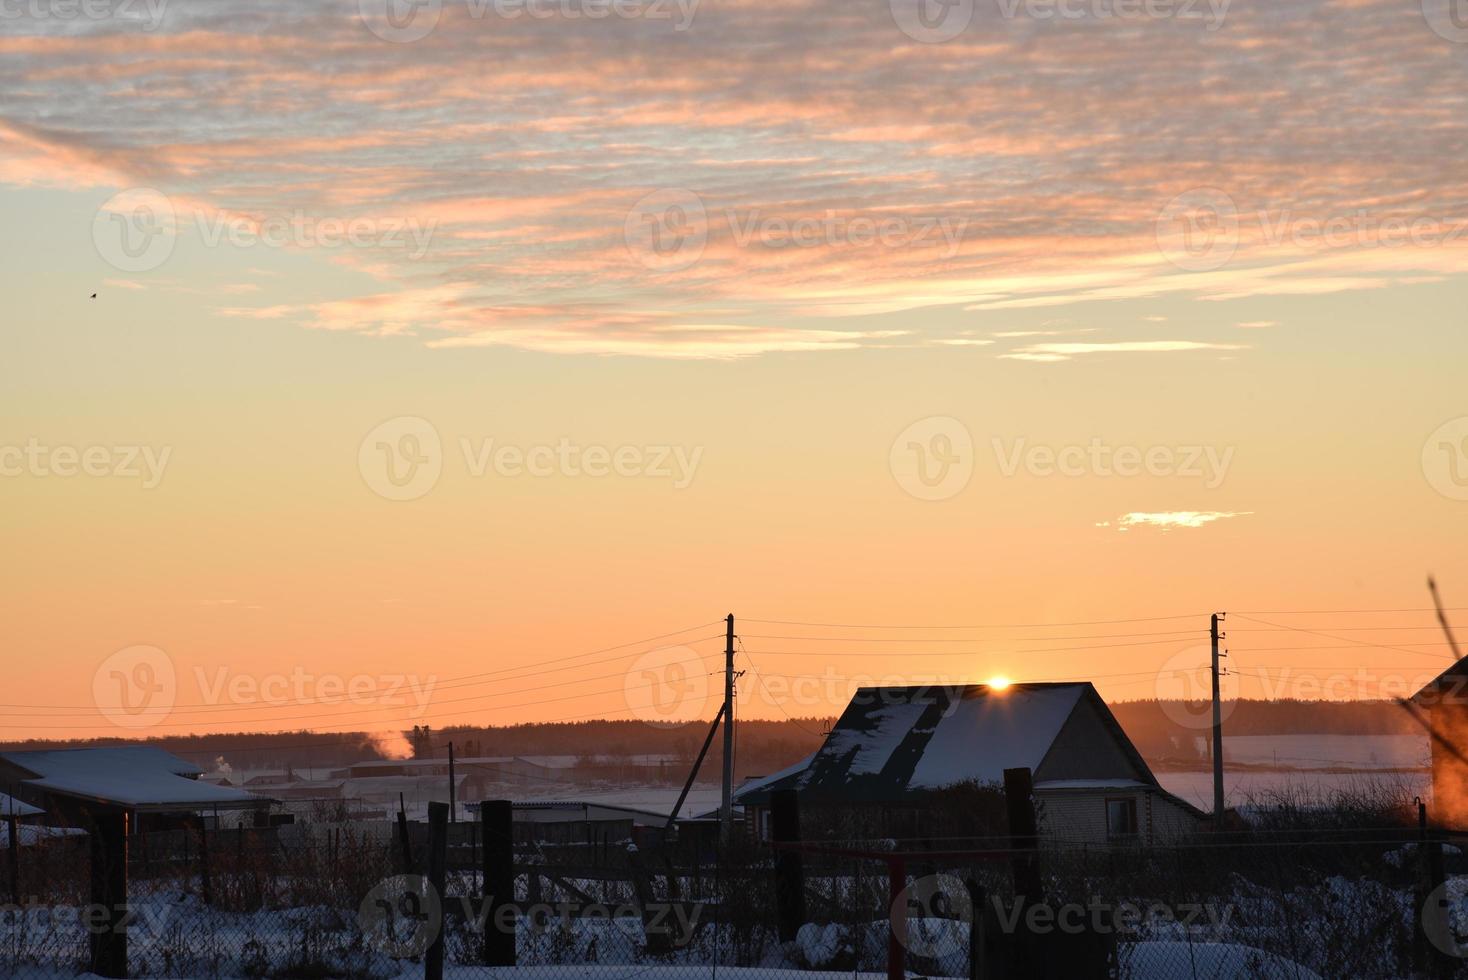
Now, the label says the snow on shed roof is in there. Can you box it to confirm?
[783,684,1091,803]
[0,791,44,818]
[732,754,816,807]
[0,747,267,811]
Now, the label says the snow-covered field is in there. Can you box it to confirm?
[1157,769,1430,810]
[1221,734,1429,771]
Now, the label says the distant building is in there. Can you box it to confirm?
[734,683,1207,845]
[467,800,669,845]
[1412,663,1468,828]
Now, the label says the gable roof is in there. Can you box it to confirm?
[739,683,1163,807]
[0,747,267,811]
[1411,657,1468,705]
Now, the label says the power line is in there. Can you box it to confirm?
[1233,608,1468,615]
[0,624,724,711]
[1233,614,1456,663]
[0,670,723,732]
[746,637,1216,655]
[0,657,730,720]
[743,614,1206,629]
[740,629,1204,643]
[737,637,829,739]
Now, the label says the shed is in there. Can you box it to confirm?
[0,746,269,830]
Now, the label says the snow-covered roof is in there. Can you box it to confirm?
[731,755,816,807]
[0,747,267,811]
[0,791,44,818]
[908,685,1085,788]
[739,683,1158,806]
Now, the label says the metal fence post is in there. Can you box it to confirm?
[5,811,18,901]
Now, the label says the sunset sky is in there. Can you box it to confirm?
[2,0,1467,740]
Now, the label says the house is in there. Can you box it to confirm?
[0,746,270,831]
[1411,659,1468,828]
[734,683,1207,845]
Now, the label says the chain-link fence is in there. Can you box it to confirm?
[3,818,1468,978]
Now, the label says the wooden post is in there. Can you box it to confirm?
[5,811,19,901]
[396,798,414,874]
[770,788,805,943]
[1003,767,1041,899]
[197,814,212,906]
[965,877,989,980]
[1004,767,1042,975]
[482,800,516,967]
[1415,798,1430,973]
[448,742,456,825]
[887,856,907,980]
[425,802,448,980]
[628,842,671,957]
[88,810,128,978]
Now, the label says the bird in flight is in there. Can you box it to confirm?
[90,292,97,299]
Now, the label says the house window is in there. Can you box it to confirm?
[1106,798,1138,839]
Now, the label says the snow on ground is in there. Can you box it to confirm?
[377,946,1323,980]
[1117,942,1325,980]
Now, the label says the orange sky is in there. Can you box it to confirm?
[1,0,1467,740]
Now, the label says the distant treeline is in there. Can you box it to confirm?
[0,718,836,782]
[0,700,1422,777]
[1110,699,1424,761]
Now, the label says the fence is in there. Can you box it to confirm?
[3,802,1468,978]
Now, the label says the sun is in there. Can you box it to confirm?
[987,676,1012,691]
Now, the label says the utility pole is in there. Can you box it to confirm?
[720,613,735,843]
[448,741,456,824]
[1211,612,1227,827]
